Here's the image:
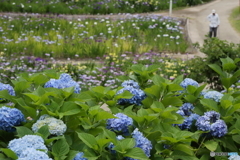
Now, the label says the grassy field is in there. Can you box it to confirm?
[229,6,240,33]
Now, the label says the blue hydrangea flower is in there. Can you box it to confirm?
[108,135,125,154]
[121,80,140,89]
[106,113,133,135]
[210,120,228,138]
[196,111,227,137]
[0,106,25,132]
[73,152,88,160]
[203,90,223,102]
[8,135,48,156]
[177,113,200,130]
[17,148,52,160]
[44,73,81,93]
[180,78,199,89]
[177,103,194,116]
[131,128,152,158]
[32,114,67,136]
[117,86,146,105]
[228,155,240,160]
[0,82,15,97]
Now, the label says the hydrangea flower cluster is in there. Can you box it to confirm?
[0,82,15,96]
[180,78,199,89]
[121,80,140,89]
[17,148,52,160]
[196,111,228,137]
[116,80,146,105]
[8,135,48,157]
[131,128,152,158]
[73,152,88,160]
[32,114,67,136]
[106,113,133,135]
[44,73,81,93]
[175,103,199,130]
[203,90,223,102]
[0,106,25,132]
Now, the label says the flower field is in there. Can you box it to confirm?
[0,14,188,58]
[0,0,210,15]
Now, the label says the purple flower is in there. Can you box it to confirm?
[0,82,15,96]
[180,78,199,89]
[203,90,223,102]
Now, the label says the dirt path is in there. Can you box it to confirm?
[169,0,240,58]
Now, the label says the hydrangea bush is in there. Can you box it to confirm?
[0,60,240,160]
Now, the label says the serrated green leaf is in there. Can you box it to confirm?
[0,148,18,159]
[200,99,219,111]
[66,150,79,160]
[124,147,149,160]
[52,138,69,157]
[204,140,218,151]
[161,97,182,107]
[95,111,115,121]
[16,126,33,138]
[174,144,194,155]
[77,132,98,149]
[37,125,50,140]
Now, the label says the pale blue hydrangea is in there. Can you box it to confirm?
[177,113,200,130]
[32,114,67,136]
[131,128,152,158]
[180,78,199,89]
[106,113,133,135]
[0,106,25,132]
[44,73,81,93]
[17,148,52,160]
[0,82,15,96]
[117,86,146,105]
[121,80,140,89]
[196,111,227,137]
[229,155,240,160]
[203,90,223,102]
[73,152,88,160]
[8,135,48,156]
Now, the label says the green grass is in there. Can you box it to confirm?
[229,7,240,33]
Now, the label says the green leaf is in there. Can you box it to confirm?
[184,95,197,103]
[124,147,149,160]
[14,81,31,93]
[0,148,18,159]
[204,140,218,151]
[77,132,98,150]
[37,125,50,140]
[59,101,81,118]
[97,139,112,149]
[0,90,13,101]
[200,99,219,111]
[66,150,79,160]
[221,57,236,71]
[208,64,224,76]
[114,138,136,153]
[174,144,194,155]
[167,84,183,92]
[95,111,115,121]
[161,97,182,107]
[151,75,167,86]
[186,85,197,94]
[102,128,117,144]
[16,126,33,138]
[52,138,70,157]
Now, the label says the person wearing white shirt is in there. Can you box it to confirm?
[207,9,220,38]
